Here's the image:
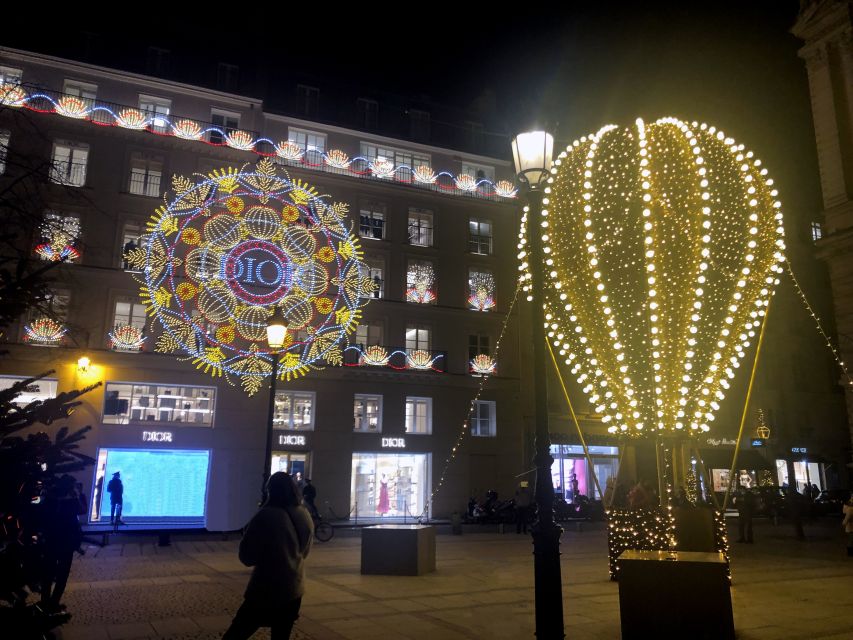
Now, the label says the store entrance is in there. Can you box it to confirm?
[271,451,310,486]
[351,453,430,520]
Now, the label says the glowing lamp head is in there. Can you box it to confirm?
[77,356,91,373]
[512,131,554,188]
[266,309,288,350]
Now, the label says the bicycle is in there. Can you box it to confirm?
[312,514,334,542]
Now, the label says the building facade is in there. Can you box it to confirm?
[0,47,524,531]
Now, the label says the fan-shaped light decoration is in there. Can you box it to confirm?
[275,140,304,162]
[56,96,89,119]
[325,150,350,169]
[519,118,785,435]
[494,180,518,198]
[362,345,390,366]
[454,174,478,192]
[173,119,203,140]
[370,158,395,179]
[407,349,439,370]
[110,324,146,351]
[24,317,67,345]
[225,130,256,151]
[125,158,376,395]
[34,214,81,262]
[468,271,496,311]
[0,83,26,107]
[406,263,436,304]
[413,165,437,184]
[470,353,497,376]
[116,108,148,130]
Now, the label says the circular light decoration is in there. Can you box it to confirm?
[519,118,785,435]
[126,159,376,395]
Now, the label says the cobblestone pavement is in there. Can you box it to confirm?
[53,518,853,640]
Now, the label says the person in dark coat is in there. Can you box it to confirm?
[40,475,83,612]
[736,487,755,543]
[106,472,124,526]
[224,472,313,640]
[302,479,319,519]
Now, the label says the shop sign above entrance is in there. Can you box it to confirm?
[142,431,173,442]
[278,434,306,446]
[791,447,807,454]
[381,437,406,449]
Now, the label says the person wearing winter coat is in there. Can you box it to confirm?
[223,472,314,640]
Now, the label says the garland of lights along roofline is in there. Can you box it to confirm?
[427,282,521,508]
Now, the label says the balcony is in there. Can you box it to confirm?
[343,344,447,373]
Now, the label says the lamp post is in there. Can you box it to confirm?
[262,308,288,500]
[512,131,564,639]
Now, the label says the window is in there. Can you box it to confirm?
[0,130,9,174]
[360,142,430,180]
[111,298,147,351]
[0,66,22,85]
[356,322,383,347]
[0,375,57,406]
[37,290,70,322]
[210,109,240,144]
[354,394,383,432]
[468,268,496,311]
[24,290,69,345]
[409,109,430,141]
[35,212,81,263]
[365,260,384,298]
[405,397,432,434]
[128,152,163,197]
[406,259,436,304]
[462,162,495,182]
[139,95,171,132]
[103,382,215,426]
[288,127,326,156]
[121,221,143,269]
[469,218,493,255]
[811,221,823,242]
[297,85,319,118]
[50,141,88,186]
[357,98,379,130]
[113,298,146,332]
[62,79,97,105]
[471,400,496,437]
[469,334,491,360]
[274,391,315,430]
[405,325,431,353]
[217,63,239,92]
[407,208,433,247]
[360,201,386,240]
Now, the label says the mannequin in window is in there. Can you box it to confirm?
[377,473,390,516]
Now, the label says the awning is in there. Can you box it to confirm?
[697,448,773,471]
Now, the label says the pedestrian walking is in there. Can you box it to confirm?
[736,487,755,543]
[107,471,124,527]
[515,481,532,534]
[224,472,313,639]
[843,495,853,557]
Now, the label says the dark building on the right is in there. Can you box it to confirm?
[793,0,853,482]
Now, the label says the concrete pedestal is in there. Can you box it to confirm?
[361,524,436,575]
[616,550,734,640]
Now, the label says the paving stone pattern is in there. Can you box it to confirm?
[54,519,853,639]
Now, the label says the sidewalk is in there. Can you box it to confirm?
[56,519,852,640]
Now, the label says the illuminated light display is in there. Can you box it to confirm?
[7,85,517,200]
[225,130,256,151]
[343,345,445,372]
[324,149,351,169]
[412,165,437,184]
[519,118,785,435]
[275,140,304,162]
[34,214,81,262]
[0,83,26,107]
[361,345,390,366]
[369,158,395,179]
[406,262,437,304]
[109,324,146,351]
[125,159,375,395]
[470,353,497,376]
[24,317,67,345]
[172,119,203,140]
[406,349,439,370]
[116,108,147,130]
[55,95,89,119]
[468,271,496,311]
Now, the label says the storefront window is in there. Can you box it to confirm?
[792,461,823,493]
[271,452,309,485]
[103,382,215,427]
[273,391,314,430]
[549,445,619,501]
[776,459,788,487]
[711,469,757,492]
[0,375,57,405]
[351,452,430,519]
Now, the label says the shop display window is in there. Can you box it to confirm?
[351,452,430,519]
[271,452,309,485]
[102,382,215,427]
[273,391,315,430]
[549,444,620,501]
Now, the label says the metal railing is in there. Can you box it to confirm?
[343,343,447,372]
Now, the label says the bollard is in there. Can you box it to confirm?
[451,511,462,535]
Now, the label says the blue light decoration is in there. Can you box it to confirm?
[0,84,518,200]
[343,345,445,372]
[124,159,375,395]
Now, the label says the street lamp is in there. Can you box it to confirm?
[262,307,288,500]
[512,130,564,639]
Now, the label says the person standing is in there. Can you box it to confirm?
[107,472,124,527]
[40,475,83,612]
[302,479,319,520]
[515,481,532,534]
[842,494,853,557]
[224,472,313,640]
[736,487,755,543]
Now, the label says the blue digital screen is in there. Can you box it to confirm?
[95,448,210,520]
